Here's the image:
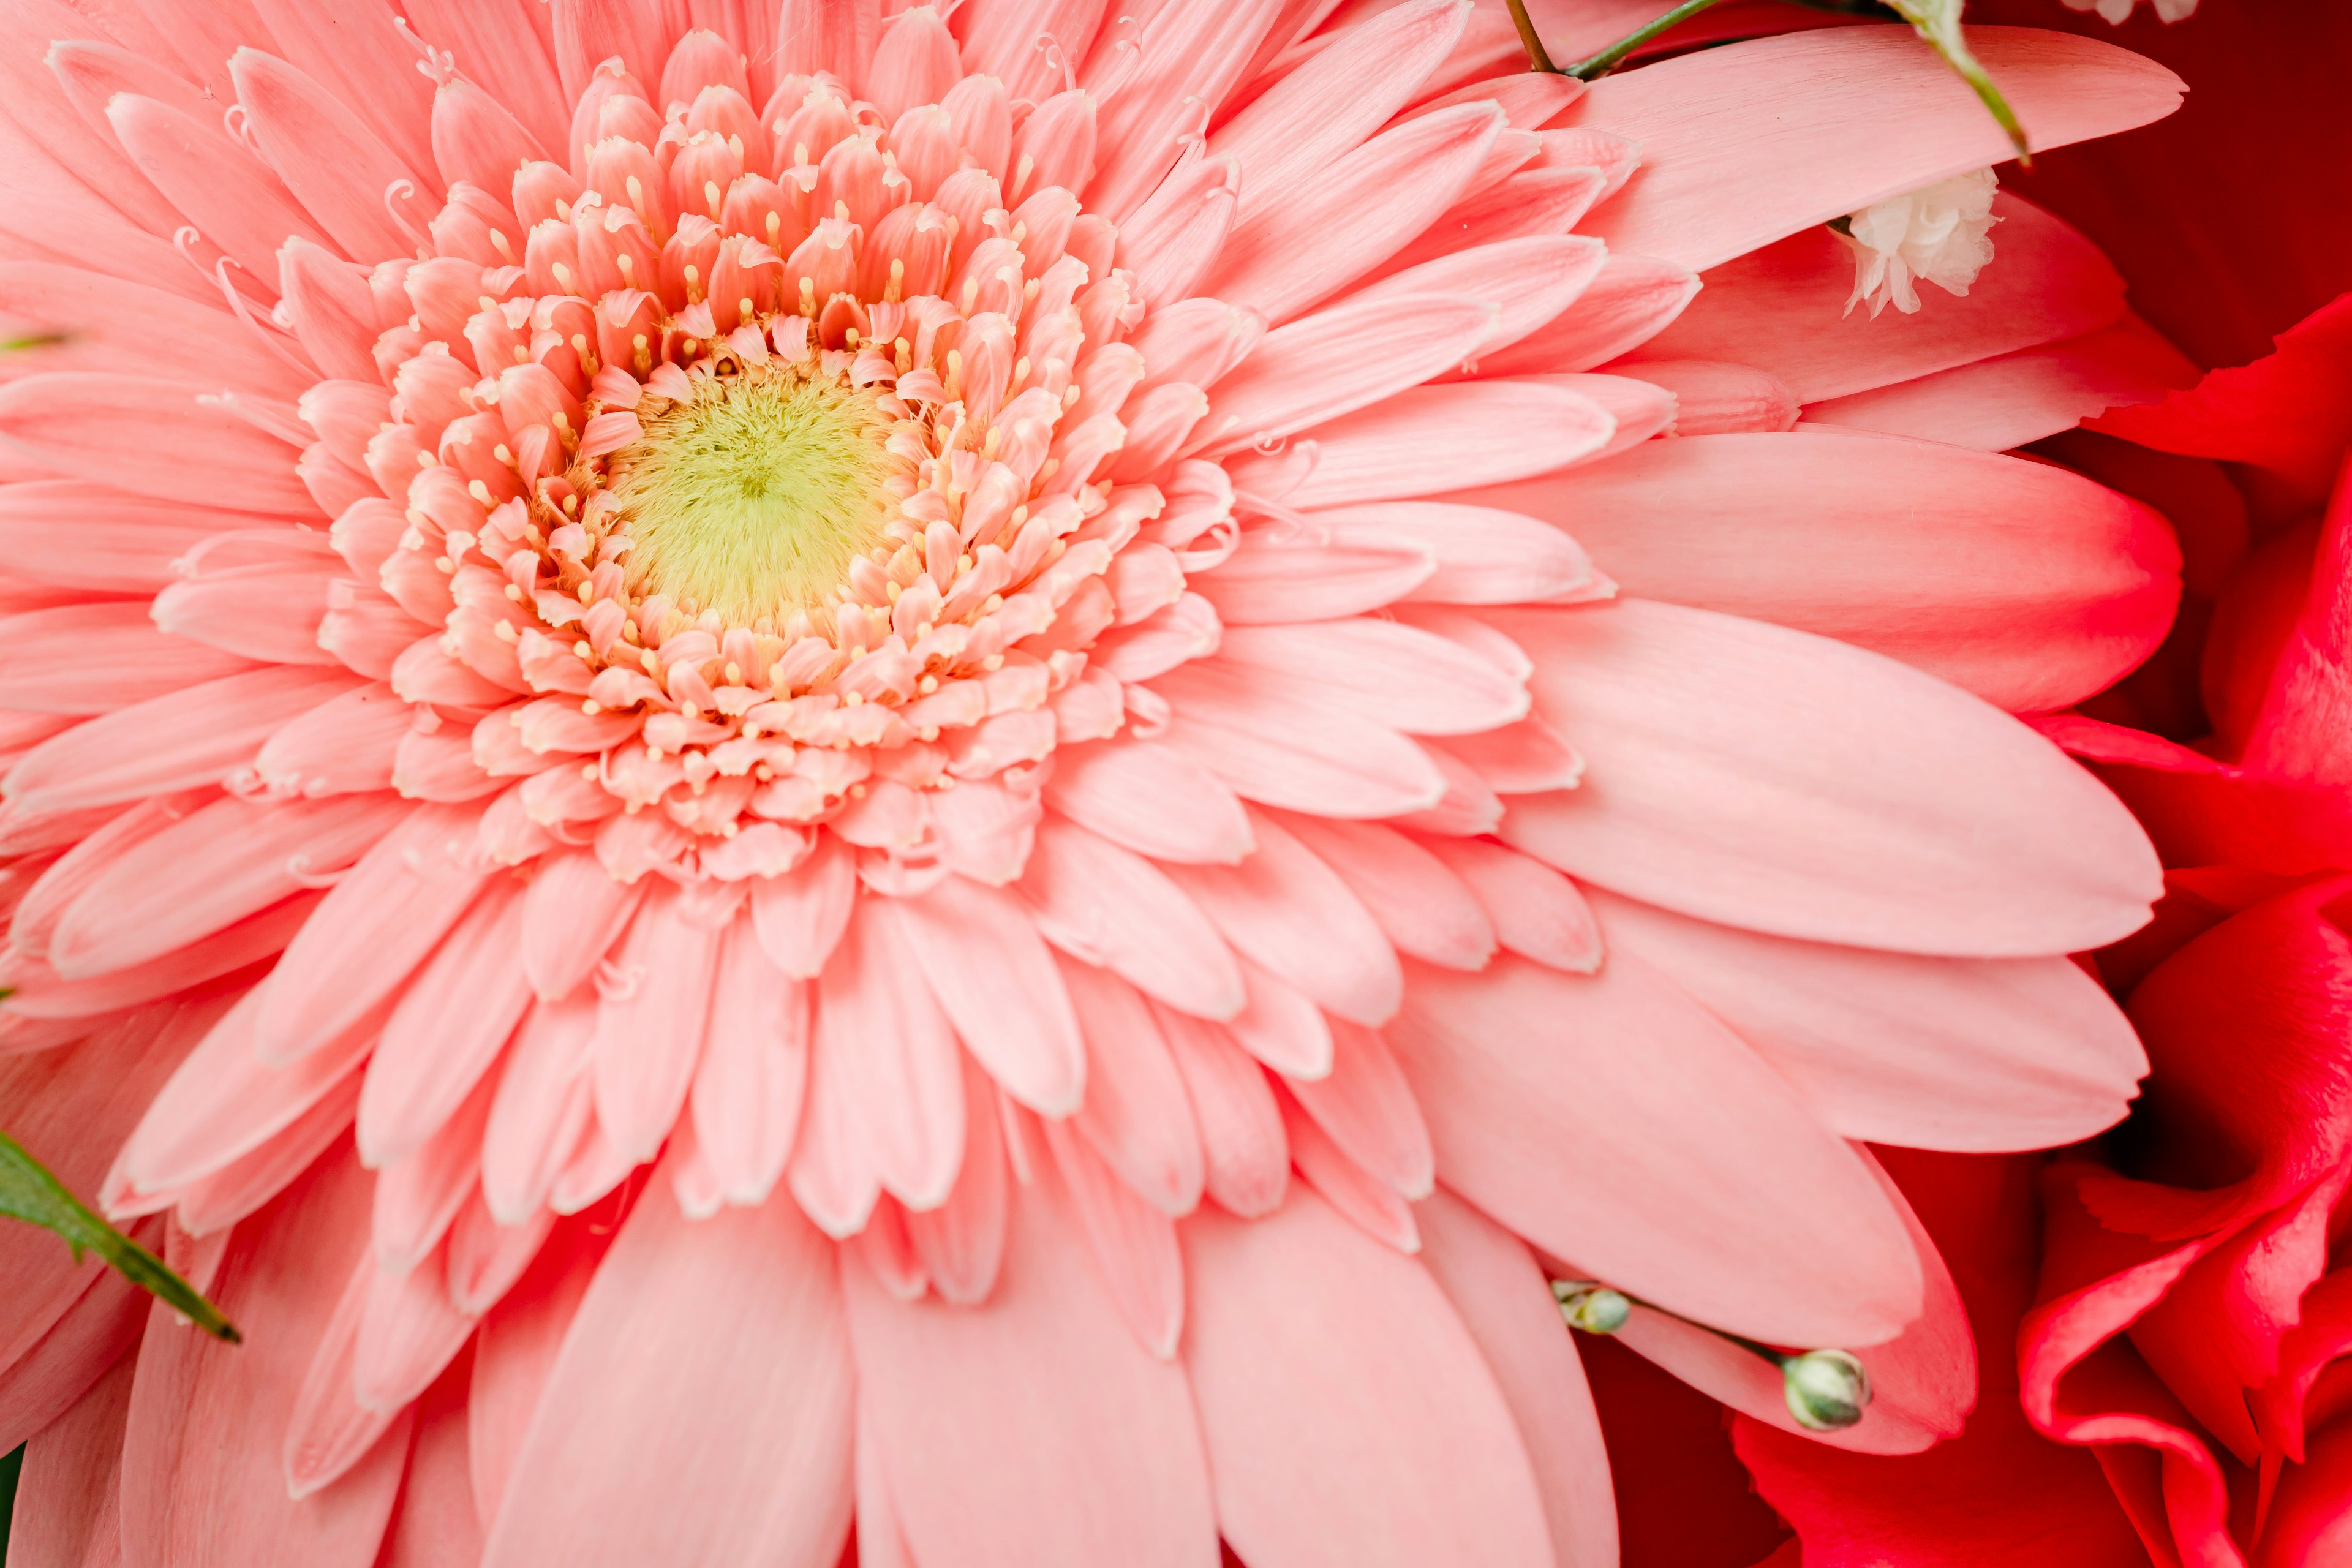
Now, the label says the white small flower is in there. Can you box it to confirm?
[1836,167,2001,319]
[2063,0,2198,23]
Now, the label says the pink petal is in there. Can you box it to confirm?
[480,993,596,1224]
[407,0,568,152]
[1182,1188,1556,1568]
[1224,959,1333,1080]
[230,47,428,263]
[1586,885,2147,1153]
[1043,738,1253,864]
[1016,819,1246,1021]
[247,0,439,179]
[1155,657,1447,820]
[1470,252,1699,377]
[1613,1149,1974,1456]
[1273,813,1496,972]
[842,1160,1219,1566]
[1164,809,1401,1026]
[1421,837,1602,973]
[7,1356,135,1568]
[1153,997,1289,1218]
[371,1064,496,1275]
[1222,379,1613,508]
[254,801,493,1064]
[886,876,1087,1118]
[1082,0,1287,221]
[902,1051,1011,1305]
[748,832,857,979]
[120,1148,410,1568]
[1207,0,1469,225]
[1349,233,1611,360]
[1389,952,1924,1349]
[1621,192,2125,403]
[821,900,967,1210]
[375,1359,484,1568]
[1039,1112,1187,1355]
[358,878,533,1167]
[1488,599,2164,956]
[1568,27,2183,271]
[1194,292,1498,456]
[1415,1189,1618,1568]
[1056,956,1207,1216]
[478,1178,855,1568]
[590,884,723,1162]
[1801,314,2199,453]
[1214,617,1531,735]
[467,1218,609,1528]
[519,846,645,1000]
[49,791,400,979]
[689,920,809,1207]
[0,371,319,518]
[105,93,333,277]
[1278,1085,1420,1250]
[6,665,360,813]
[1201,102,1504,325]
[1286,1018,1434,1200]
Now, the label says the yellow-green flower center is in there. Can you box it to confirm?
[602,366,907,627]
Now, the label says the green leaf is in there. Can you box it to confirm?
[0,1130,240,1343]
[1883,0,2034,164]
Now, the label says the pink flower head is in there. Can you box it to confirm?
[0,3,2196,1561]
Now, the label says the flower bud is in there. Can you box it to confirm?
[1781,1348,1871,1431]
[1551,1280,1630,1335]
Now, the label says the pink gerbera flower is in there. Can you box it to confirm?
[0,2,2192,1562]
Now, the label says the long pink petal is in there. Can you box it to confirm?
[1286,1018,1433,1200]
[1567,27,2182,271]
[1422,837,1602,973]
[0,371,318,517]
[842,1162,1219,1567]
[247,0,439,178]
[6,666,358,813]
[230,48,428,262]
[254,801,492,1063]
[1164,809,1401,1025]
[1221,379,1612,508]
[1274,813,1495,971]
[358,877,533,1167]
[1613,1149,1974,1457]
[519,846,644,1000]
[1016,818,1246,1021]
[1207,0,1468,225]
[689,919,809,1206]
[1390,952,1924,1349]
[1214,618,1531,735]
[1463,429,2180,712]
[1621,192,2125,403]
[478,1178,855,1568]
[50,791,400,979]
[468,1216,610,1528]
[0,1254,146,1456]
[816,900,967,1210]
[480,993,595,1224]
[1201,102,1503,325]
[372,1067,497,1275]
[407,0,569,151]
[1194,293,1497,456]
[1470,252,1698,377]
[1043,738,1253,864]
[1183,1189,1556,1568]
[888,875,1087,1116]
[1155,657,1447,820]
[1056,956,1207,1216]
[376,1357,485,1568]
[748,832,856,979]
[1349,234,1610,360]
[1415,1188,1618,1568]
[1153,998,1289,1218]
[106,92,334,277]
[590,883,722,1162]
[1588,885,2147,1153]
[1490,599,2164,956]
[903,1050,1011,1304]
[120,1147,411,1568]
[1801,314,2198,453]
[0,263,310,398]
[7,1355,135,1568]
[1039,1112,1188,1355]
[1082,0,1286,221]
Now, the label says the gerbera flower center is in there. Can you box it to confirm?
[598,366,907,627]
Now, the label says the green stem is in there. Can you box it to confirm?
[1501,0,1560,74]
[1566,0,1739,80]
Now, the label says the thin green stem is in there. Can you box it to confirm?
[1501,0,1560,74]
[1566,0,1738,80]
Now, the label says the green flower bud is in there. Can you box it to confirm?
[1782,1348,1871,1432]
[1551,1280,1631,1335]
